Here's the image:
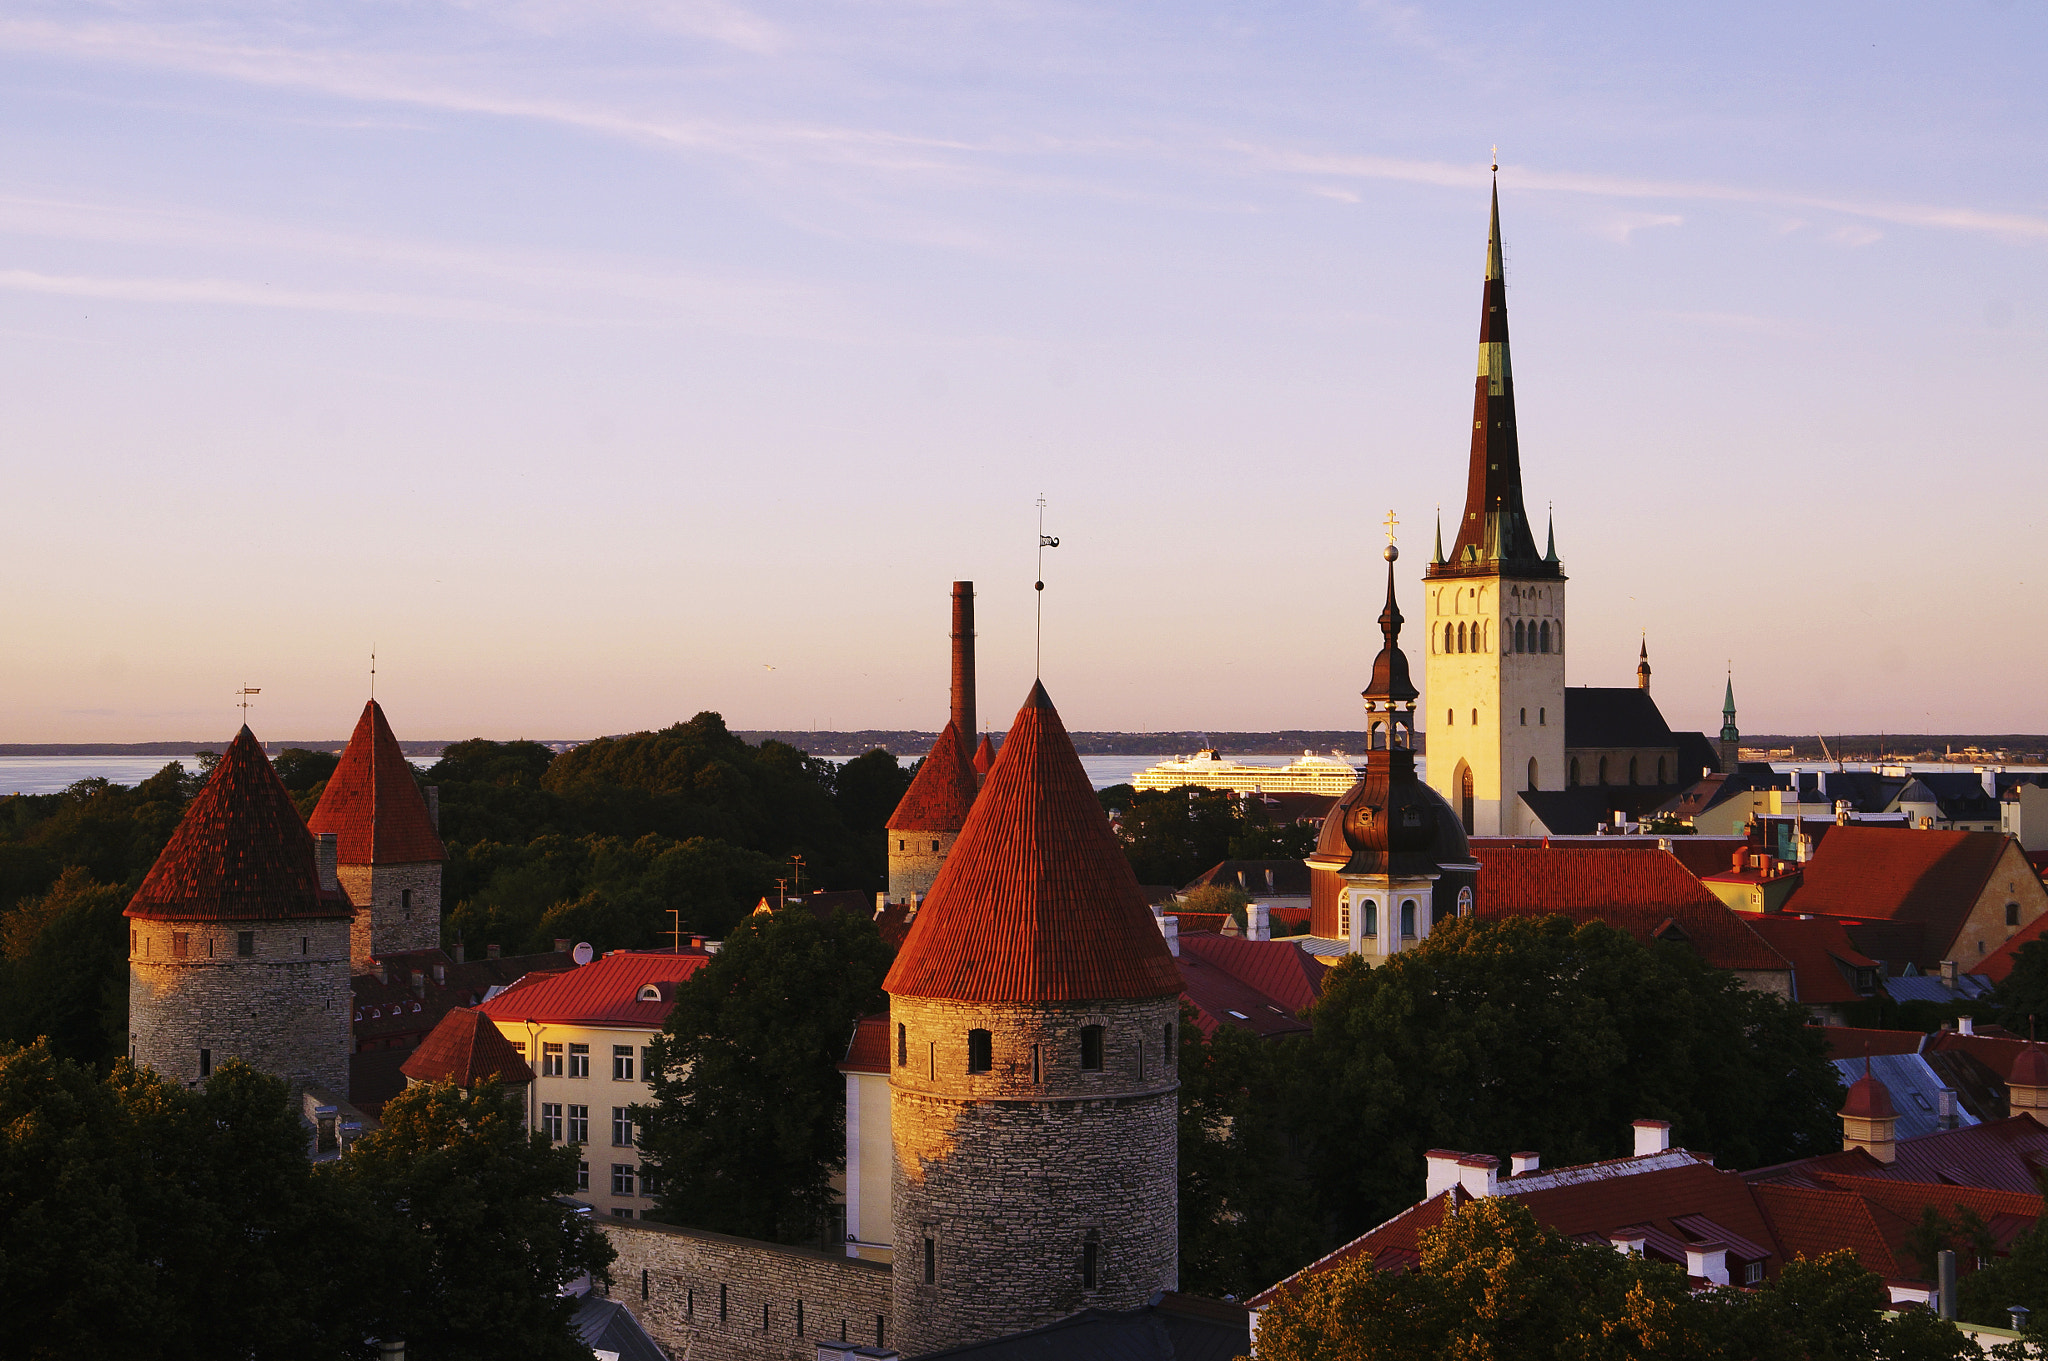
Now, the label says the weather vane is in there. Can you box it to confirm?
[236,685,261,720]
[1035,494,1060,677]
[370,647,376,700]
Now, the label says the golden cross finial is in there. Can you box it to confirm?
[1383,509,1399,544]
[1491,144,1498,173]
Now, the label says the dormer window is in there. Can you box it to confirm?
[638,984,662,1002]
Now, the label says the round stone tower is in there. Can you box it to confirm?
[126,726,355,1099]
[884,681,1183,1356]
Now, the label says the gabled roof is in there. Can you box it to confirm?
[1748,1114,2048,1196]
[1470,835,1748,881]
[1185,859,1311,896]
[1176,933,1325,1017]
[1564,687,1678,750]
[308,700,446,865]
[1174,941,1315,1041]
[1976,908,2048,983]
[883,682,1184,1004]
[1817,1027,1927,1062]
[351,946,573,1045]
[1518,786,1681,835]
[1473,846,1789,972]
[127,726,352,922]
[475,948,712,1028]
[887,720,980,833]
[1745,916,1879,1006]
[401,1007,535,1087]
[1784,827,2016,967]
[840,1012,890,1074]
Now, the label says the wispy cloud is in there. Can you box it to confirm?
[1594,211,1683,244]
[0,267,536,320]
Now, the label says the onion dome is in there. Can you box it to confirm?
[308,699,445,864]
[973,734,997,776]
[2012,1044,2048,1089]
[888,720,979,833]
[127,727,351,922]
[1840,1070,1896,1120]
[883,682,1182,1003]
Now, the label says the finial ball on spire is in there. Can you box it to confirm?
[1383,544,1398,563]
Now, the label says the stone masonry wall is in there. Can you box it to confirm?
[599,1217,893,1361]
[129,914,353,1098]
[886,833,956,904]
[889,994,1180,1356]
[341,861,443,966]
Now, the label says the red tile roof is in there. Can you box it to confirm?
[1749,1114,2048,1196]
[973,734,997,775]
[1817,1027,1927,1061]
[127,727,353,922]
[1176,934,1325,1018]
[1472,847,1790,972]
[883,682,1184,1004]
[1927,1030,2045,1084]
[1175,948,1312,1041]
[1976,908,2048,983]
[476,948,712,1029]
[1471,836,1750,881]
[308,700,446,865]
[1784,826,2014,966]
[840,1012,890,1074]
[887,720,979,833]
[1745,916,1880,1006]
[1750,1182,1900,1276]
[401,1007,535,1087]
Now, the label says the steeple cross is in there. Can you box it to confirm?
[1383,509,1399,545]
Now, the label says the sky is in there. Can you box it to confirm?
[0,0,2042,744]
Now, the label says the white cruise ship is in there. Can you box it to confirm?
[1129,749,1361,796]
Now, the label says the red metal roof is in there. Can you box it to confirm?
[308,700,446,865]
[840,1012,890,1074]
[883,682,1184,1004]
[1745,916,1879,1005]
[127,726,352,922]
[401,1007,535,1087]
[1473,847,1789,972]
[886,720,979,833]
[475,948,711,1029]
[1784,827,2014,967]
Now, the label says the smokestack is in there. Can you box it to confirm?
[951,581,975,748]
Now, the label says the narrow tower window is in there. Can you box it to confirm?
[1515,620,1525,652]
[1539,707,1546,725]
[1528,759,1539,791]
[1629,756,1639,786]
[1457,622,1467,653]
[1401,901,1418,939]
[1569,758,1580,787]
[1444,623,1454,653]
[1519,707,1526,726]
[199,1048,211,1078]
[966,1029,992,1074]
[1539,621,1551,653]
[1363,902,1378,938]
[1031,1044,1041,1082]
[1079,1025,1105,1071]
[1083,1233,1101,1289]
[923,1235,936,1284]
[1164,1023,1175,1062]
[401,888,412,919]
[1460,767,1475,834]
[897,1023,907,1067]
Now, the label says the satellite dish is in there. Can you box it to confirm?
[572,942,594,966]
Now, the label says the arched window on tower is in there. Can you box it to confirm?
[1445,623,1455,654]
[1362,901,1378,938]
[1569,758,1580,787]
[1457,622,1467,653]
[1371,721,1387,750]
[1457,886,1474,917]
[1459,766,1475,834]
[1628,756,1639,786]
[1528,758,1538,790]
[1539,620,1551,653]
[1515,620,1525,652]
[1400,900,1417,939]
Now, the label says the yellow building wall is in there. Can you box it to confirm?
[1943,840,2048,966]
[491,1017,659,1221]
[844,1069,894,1264]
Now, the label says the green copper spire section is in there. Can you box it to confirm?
[1721,675,1739,745]
[1433,508,1445,565]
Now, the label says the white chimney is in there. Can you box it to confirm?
[1510,1151,1540,1175]
[1248,903,1271,942]
[1457,1154,1499,1199]
[1633,1120,1672,1156]
[1425,1149,1465,1199]
[315,832,339,893]
[1155,909,1180,958]
[1940,960,1959,990]
[1959,1015,1975,1036]
[1984,769,2000,800]
[1684,1242,1730,1286]
[1609,1228,1647,1256]
[1938,1089,1959,1130]
[875,892,887,918]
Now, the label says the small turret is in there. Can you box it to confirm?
[1638,637,1651,692]
[1719,673,1740,774]
[1839,1060,1898,1163]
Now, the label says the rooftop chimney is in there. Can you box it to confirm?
[431,962,446,985]
[1633,1119,1672,1156]
[1938,1088,1959,1130]
[452,942,465,964]
[1456,1154,1499,1199]
[487,944,501,960]
[1155,908,1180,958]
[875,892,888,919]
[1609,1227,1648,1256]
[315,832,339,893]
[1510,1151,1540,1175]
[1960,1015,1976,1036]
[1684,1242,1730,1286]
[1425,1149,1464,1198]
[951,581,975,751]
[375,960,388,985]
[410,969,425,998]
[1247,902,1271,943]
[554,938,571,955]
[1940,960,1959,990]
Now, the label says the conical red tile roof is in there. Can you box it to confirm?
[973,734,997,775]
[883,682,1182,1003]
[401,1007,534,1087]
[127,727,352,922]
[886,720,979,833]
[308,700,446,864]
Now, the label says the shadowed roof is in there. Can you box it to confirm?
[308,700,446,865]
[887,719,979,833]
[883,682,1183,1003]
[1745,916,1880,1006]
[401,1006,534,1087]
[127,726,352,922]
[1786,826,2016,968]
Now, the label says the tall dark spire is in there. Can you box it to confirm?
[1434,178,1553,577]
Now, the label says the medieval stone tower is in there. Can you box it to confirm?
[1424,178,1567,836]
[309,699,446,965]
[125,726,354,1099]
[884,681,1183,1356]
[885,582,982,904]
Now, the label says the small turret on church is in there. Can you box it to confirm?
[1638,637,1652,691]
[308,700,446,966]
[1720,675,1741,775]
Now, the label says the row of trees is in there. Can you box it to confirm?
[1097,782,1319,886]
[0,1041,613,1360]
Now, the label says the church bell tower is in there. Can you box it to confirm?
[1423,178,1566,836]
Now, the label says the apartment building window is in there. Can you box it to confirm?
[612,1107,634,1146]
[173,932,189,959]
[613,1045,636,1081]
[568,1043,590,1078]
[541,1103,564,1141]
[612,1164,636,1196]
[576,1160,590,1190]
[966,1029,992,1074]
[567,1105,589,1143]
[641,1047,655,1079]
[237,931,255,957]
[1079,1025,1104,1072]
[611,1207,633,1219]
[542,1043,564,1077]
[640,1165,661,1198]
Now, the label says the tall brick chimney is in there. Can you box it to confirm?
[951,581,975,747]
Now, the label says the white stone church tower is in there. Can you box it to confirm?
[1423,179,1567,837]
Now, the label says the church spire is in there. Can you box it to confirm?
[1719,671,1741,773]
[1637,636,1651,691]
[1435,176,1551,577]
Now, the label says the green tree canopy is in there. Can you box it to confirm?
[273,747,340,791]
[638,905,894,1244]
[1099,783,1319,887]
[1293,914,1844,1239]
[0,867,130,1067]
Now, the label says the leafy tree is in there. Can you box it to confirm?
[1993,939,2048,1034]
[1292,914,1843,1238]
[639,906,894,1243]
[273,748,340,791]
[1178,883,1253,922]
[1176,1005,1320,1299]
[429,738,557,788]
[1962,1205,2048,1330]
[336,1078,614,1361]
[832,748,914,841]
[0,868,130,1068]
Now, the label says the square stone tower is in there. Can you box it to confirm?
[309,700,446,965]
